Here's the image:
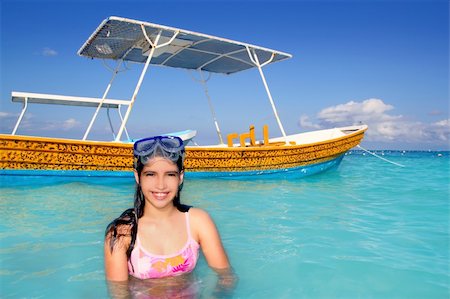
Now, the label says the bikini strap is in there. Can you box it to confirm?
[135,232,141,248]
[185,211,192,240]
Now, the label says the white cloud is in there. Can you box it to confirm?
[317,98,399,125]
[428,109,444,116]
[433,119,450,127]
[0,112,85,137]
[0,111,15,118]
[40,118,81,131]
[42,47,58,56]
[62,118,81,130]
[0,112,39,133]
[0,112,17,132]
[428,119,450,142]
[298,98,450,146]
[298,114,321,130]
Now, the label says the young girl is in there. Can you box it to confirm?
[104,136,233,288]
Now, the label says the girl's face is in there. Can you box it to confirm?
[135,157,184,210]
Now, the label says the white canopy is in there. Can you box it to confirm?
[78,16,292,74]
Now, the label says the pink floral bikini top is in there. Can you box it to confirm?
[128,211,200,279]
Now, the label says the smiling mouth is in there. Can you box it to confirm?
[152,192,169,200]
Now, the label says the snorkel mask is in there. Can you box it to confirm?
[133,135,185,167]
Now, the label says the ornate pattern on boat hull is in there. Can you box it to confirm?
[184,132,364,172]
[0,136,133,171]
[0,130,364,173]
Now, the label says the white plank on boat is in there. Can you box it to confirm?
[11,91,130,108]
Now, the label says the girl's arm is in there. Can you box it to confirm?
[191,208,230,269]
[104,228,130,282]
[191,208,237,293]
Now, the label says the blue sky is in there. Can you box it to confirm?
[1,0,448,150]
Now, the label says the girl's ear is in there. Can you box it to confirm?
[179,170,185,187]
[133,170,140,184]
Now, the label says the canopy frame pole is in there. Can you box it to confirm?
[245,47,288,143]
[83,59,124,141]
[197,70,224,145]
[116,105,130,140]
[115,26,179,141]
[12,97,28,135]
[106,107,116,139]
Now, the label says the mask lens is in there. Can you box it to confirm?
[133,137,158,156]
[159,136,183,152]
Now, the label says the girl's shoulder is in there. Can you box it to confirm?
[188,208,224,248]
[188,207,217,231]
[188,207,211,219]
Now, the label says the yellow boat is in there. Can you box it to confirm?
[0,16,367,178]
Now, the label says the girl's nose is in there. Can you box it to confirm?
[155,176,166,189]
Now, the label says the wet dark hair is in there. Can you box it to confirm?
[105,155,190,264]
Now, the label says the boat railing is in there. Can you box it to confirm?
[227,124,297,147]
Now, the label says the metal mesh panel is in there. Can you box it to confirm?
[78,16,292,74]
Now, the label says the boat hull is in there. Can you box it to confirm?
[184,130,363,174]
[0,126,366,178]
[186,154,345,179]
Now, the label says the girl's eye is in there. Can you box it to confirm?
[144,172,155,176]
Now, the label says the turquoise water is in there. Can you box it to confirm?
[0,151,449,298]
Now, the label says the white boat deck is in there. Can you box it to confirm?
[189,126,366,148]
